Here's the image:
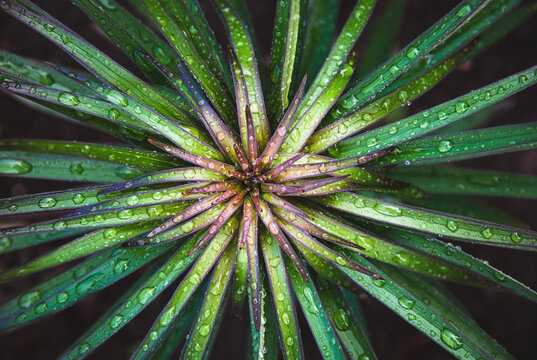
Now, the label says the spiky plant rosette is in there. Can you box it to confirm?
[1,0,537,358]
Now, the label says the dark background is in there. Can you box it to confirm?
[1,0,537,359]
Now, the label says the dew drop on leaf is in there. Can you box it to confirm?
[440,328,464,350]
[0,159,33,174]
[437,140,454,153]
[18,290,42,308]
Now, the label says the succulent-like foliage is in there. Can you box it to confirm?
[1,0,537,359]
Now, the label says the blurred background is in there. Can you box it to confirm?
[1,0,536,359]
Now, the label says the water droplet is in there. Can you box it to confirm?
[69,163,84,175]
[58,92,80,106]
[75,273,104,295]
[38,197,56,208]
[406,47,419,59]
[437,140,453,153]
[398,297,415,310]
[373,203,402,217]
[455,101,469,113]
[0,159,33,174]
[441,328,463,350]
[199,324,211,336]
[78,343,90,355]
[393,251,410,265]
[109,314,124,329]
[56,292,69,304]
[19,290,42,308]
[72,193,85,205]
[118,209,133,219]
[0,236,12,251]
[457,4,471,17]
[106,90,129,107]
[113,259,129,274]
[114,166,143,180]
[34,302,48,313]
[481,228,493,239]
[333,308,350,331]
[53,221,68,230]
[108,108,120,120]
[446,220,458,232]
[510,232,522,243]
[138,287,156,305]
[286,336,294,346]
[282,312,290,325]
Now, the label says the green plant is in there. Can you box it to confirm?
[1,0,537,358]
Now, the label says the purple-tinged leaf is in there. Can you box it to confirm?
[254,198,308,281]
[258,153,305,182]
[276,150,390,182]
[277,218,381,279]
[259,76,307,170]
[245,105,259,164]
[272,206,365,251]
[243,197,261,330]
[261,192,313,220]
[148,139,237,177]
[147,193,224,238]
[175,62,243,163]
[188,190,246,255]
[182,180,237,195]
[100,168,225,195]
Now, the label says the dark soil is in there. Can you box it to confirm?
[1,1,536,359]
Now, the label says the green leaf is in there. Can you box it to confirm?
[61,234,201,359]
[0,49,93,94]
[160,0,231,91]
[317,192,537,249]
[331,65,537,158]
[0,230,85,254]
[389,166,537,199]
[131,215,239,359]
[0,151,147,182]
[0,242,174,330]
[232,244,248,313]
[0,221,158,283]
[3,202,190,235]
[268,0,304,119]
[72,0,180,83]
[6,0,188,121]
[281,0,375,152]
[133,283,206,360]
[337,253,491,359]
[6,93,162,148]
[260,228,303,359]
[141,0,235,124]
[357,0,405,78]
[288,204,481,282]
[378,263,514,359]
[286,259,346,360]
[216,0,271,149]
[465,2,537,61]
[315,275,376,359]
[0,139,180,170]
[180,238,237,359]
[248,275,279,360]
[330,0,487,120]
[378,0,522,96]
[0,185,107,216]
[370,123,537,166]
[405,194,527,228]
[307,42,471,154]
[299,0,340,85]
[371,226,537,304]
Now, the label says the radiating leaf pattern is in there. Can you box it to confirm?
[1,0,536,359]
